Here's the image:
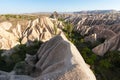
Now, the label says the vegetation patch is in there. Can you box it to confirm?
[0,40,43,72]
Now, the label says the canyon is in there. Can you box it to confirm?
[0,11,120,80]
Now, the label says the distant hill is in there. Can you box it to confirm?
[74,10,120,14]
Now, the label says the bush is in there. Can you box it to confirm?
[14,61,33,75]
[0,55,14,72]
[63,22,73,37]
[99,59,112,69]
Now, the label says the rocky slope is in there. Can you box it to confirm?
[0,13,119,80]
[64,13,120,55]
[0,35,96,80]
[0,16,63,55]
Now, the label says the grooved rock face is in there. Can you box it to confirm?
[0,22,19,50]
[92,33,120,56]
[0,17,63,55]
[65,14,120,55]
[0,22,12,30]
[26,35,96,80]
[65,14,119,37]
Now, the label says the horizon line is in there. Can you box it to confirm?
[0,9,120,15]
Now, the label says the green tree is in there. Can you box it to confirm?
[64,22,73,37]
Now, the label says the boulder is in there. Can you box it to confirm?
[0,70,33,80]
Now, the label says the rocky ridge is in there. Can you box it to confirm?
[65,13,120,55]
[0,34,96,80]
[0,16,63,55]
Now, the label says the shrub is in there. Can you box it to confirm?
[99,59,112,69]
[53,23,57,35]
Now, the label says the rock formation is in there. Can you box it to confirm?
[84,33,97,43]
[84,28,116,43]
[0,35,96,80]
[92,33,120,56]
[65,13,120,34]
[0,70,33,80]
[64,13,120,55]
[0,17,63,55]
[28,35,96,80]
[0,22,19,50]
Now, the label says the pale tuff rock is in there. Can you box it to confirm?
[22,17,53,42]
[64,14,120,55]
[22,17,62,43]
[84,33,97,43]
[65,14,120,36]
[51,18,64,29]
[92,33,120,56]
[0,23,19,50]
[97,29,116,40]
[12,23,22,39]
[74,25,91,36]
[0,17,63,55]
[108,24,120,34]
[31,35,96,80]
[76,25,116,42]
[0,35,96,80]
[84,29,116,43]
[0,22,12,30]
[80,26,91,36]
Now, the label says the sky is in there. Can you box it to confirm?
[0,0,120,14]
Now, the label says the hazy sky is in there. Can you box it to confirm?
[0,0,120,14]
